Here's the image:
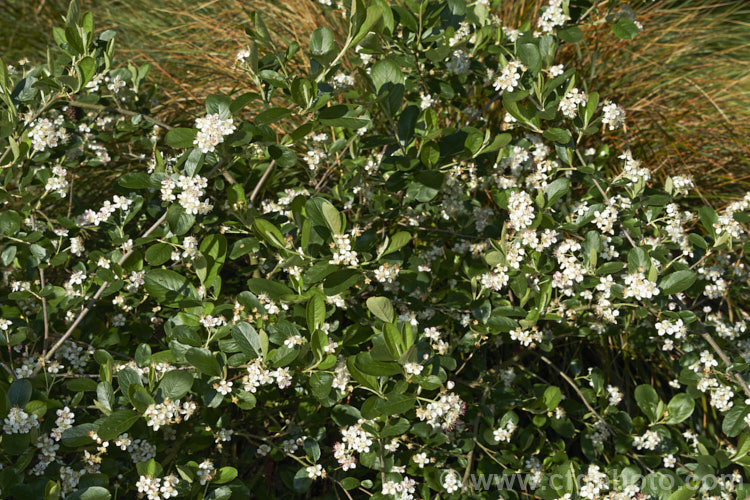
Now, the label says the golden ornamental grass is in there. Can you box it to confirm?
[2,0,748,199]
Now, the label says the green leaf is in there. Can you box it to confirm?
[156,370,194,401]
[356,352,401,376]
[543,177,570,207]
[246,278,294,301]
[0,210,21,236]
[291,77,314,108]
[542,128,571,144]
[667,485,695,500]
[611,18,639,40]
[306,294,326,332]
[397,105,419,146]
[117,367,143,396]
[382,231,411,256]
[383,323,404,359]
[366,296,394,323]
[659,270,697,295]
[323,269,361,295]
[268,144,297,167]
[345,356,378,391]
[310,27,335,55]
[722,404,748,437]
[144,269,201,307]
[214,467,238,484]
[698,206,718,237]
[634,384,660,423]
[166,205,194,235]
[145,243,173,266]
[252,218,286,249]
[321,201,343,235]
[199,234,227,288]
[8,379,32,407]
[293,468,312,493]
[259,70,288,89]
[185,347,221,376]
[406,171,443,202]
[255,107,293,126]
[97,410,140,441]
[310,372,333,401]
[165,128,197,149]
[558,26,583,43]
[231,322,261,358]
[363,393,416,418]
[543,386,562,411]
[96,382,115,412]
[371,57,404,92]
[77,56,96,88]
[62,423,98,447]
[627,247,650,273]
[66,486,111,500]
[517,43,541,74]
[665,393,694,424]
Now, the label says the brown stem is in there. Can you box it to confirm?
[250,160,276,203]
[539,354,615,435]
[67,100,174,131]
[32,210,169,376]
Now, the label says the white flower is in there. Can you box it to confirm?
[30,118,67,151]
[548,64,564,77]
[538,0,570,33]
[332,72,355,89]
[442,470,461,493]
[194,113,236,153]
[306,464,324,479]
[404,362,424,376]
[481,265,509,292]
[413,452,429,468]
[329,233,358,266]
[284,335,304,348]
[633,430,660,451]
[197,459,215,485]
[606,385,623,406]
[3,407,40,434]
[214,380,233,395]
[558,88,587,119]
[45,166,69,197]
[493,421,517,443]
[374,263,400,283]
[136,475,161,499]
[493,61,526,93]
[601,100,626,130]
[420,93,435,109]
[446,50,470,75]
[508,190,535,231]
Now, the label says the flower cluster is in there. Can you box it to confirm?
[194,113,236,153]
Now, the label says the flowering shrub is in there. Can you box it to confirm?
[1,1,750,499]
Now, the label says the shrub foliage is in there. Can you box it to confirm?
[1,1,750,499]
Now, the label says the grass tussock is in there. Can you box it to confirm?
[1,0,748,199]
[572,0,750,200]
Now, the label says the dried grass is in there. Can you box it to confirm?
[2,0,748,198]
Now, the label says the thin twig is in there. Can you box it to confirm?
[32,210,169,376]
[0,361,17,381]
[462,384,490,493]
[39,267,50,359]
[673,296,750,399]
[539,355,614,435]
[68,100,174,131]
[574,147,749,398]
[249,160,276,203]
